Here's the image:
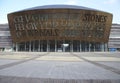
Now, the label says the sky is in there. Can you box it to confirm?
[0,0,120,24]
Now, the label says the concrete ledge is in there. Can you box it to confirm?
[0,52,120,83]
[0,76,120,83]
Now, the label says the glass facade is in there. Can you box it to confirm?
[14,40,107,52]
[108,24,120,51]
[0,24,12,51]
[1,23,119,52]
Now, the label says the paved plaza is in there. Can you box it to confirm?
[0,52,120,83]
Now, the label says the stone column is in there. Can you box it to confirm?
[94,42,95,52]
[105,43,108,51]
[77,41,79,52]
[89,42,91,52]
[70,40,73,52]
[80,41,81,52]
[55,40,57,52]
[29,41,31,52]
[63,40,65,52]
[25,42,26,51]
[101,42,104,52]
[41,41,43,52]
[47,40,49,52]
[38,40,40,52]
[16,43,18,52]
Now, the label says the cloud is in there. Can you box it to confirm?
[104,0,118,4]
[64,0,78,5]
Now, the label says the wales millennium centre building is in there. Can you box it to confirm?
[1,5,120,52]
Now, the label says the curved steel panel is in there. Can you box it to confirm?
[8,9,113,43]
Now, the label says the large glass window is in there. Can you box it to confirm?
[73,40,79,52]
[57,40,63,52]
[42,40,47,52]
[49,40,55,52]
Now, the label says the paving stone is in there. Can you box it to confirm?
[0,59,20,66]
[0,52,119,83]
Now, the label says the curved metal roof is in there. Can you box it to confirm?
[9,5,111,14]
[17,5,102,12]
[25,5,97,10]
